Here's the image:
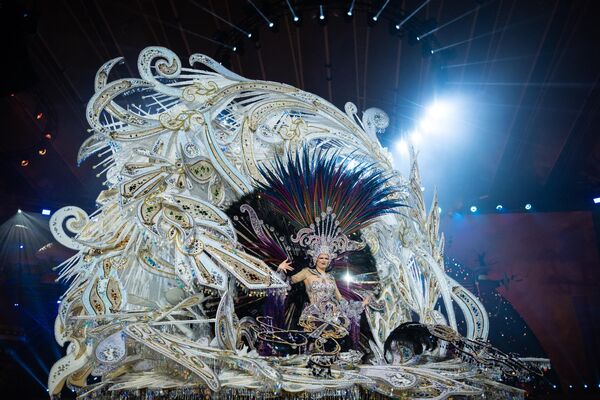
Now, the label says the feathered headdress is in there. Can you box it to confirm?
[254,147,403,262]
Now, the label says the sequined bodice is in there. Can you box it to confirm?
[306,278,337,304]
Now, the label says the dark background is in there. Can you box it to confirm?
[1,0,599,398]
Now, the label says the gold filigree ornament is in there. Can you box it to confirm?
[182,81,219,102]
[159,109,206,132]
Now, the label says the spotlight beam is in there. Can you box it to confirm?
[247,0,273,27]
[189,0,252,38]
[111,6,236,50]
[433,14,546,54]
[446,81,597,88]
[441,54,538,69]
[285,0,298,21]
[373,0,391,21]
[161,21,235,50]
[6,349,47,391]
[347,0,356,16]
[395,0,432,30]
[418,4,483,40]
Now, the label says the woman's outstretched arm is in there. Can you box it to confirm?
[290,268,309,284]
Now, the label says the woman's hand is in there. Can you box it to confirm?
[277,259,294,273]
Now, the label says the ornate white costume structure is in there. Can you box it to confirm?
[48,47,544,399]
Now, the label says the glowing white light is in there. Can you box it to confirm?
[409,130,422,145]
[525,203,532,210]
[56,300,62,304]
[319,15,324,20]
[232,46,237,52]
[395,139,409,154]
[247,33,252,38]
[293,16,299,22]
[19,244,24,249]
[42,209,51,215]
[343,271,353,283]
[17,209,22,214]
[372,16,378,21]
[395,24,400,29]
[418,118,435,132]
[428,101,453,119]
[348,11,353,16]
[470,206,477,213]
[268,21,274,28]
[594,197,600,204]
[496,205,503,211]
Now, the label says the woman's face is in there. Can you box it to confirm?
[316,253,330,270]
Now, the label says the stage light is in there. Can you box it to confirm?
[232,46,237,52]
[247,0,274,29]
[395,139,409,155]
[470,206,477,213]
[286,0,299,22]
[594,197,600,204]
[417,99,459,136]
[319,5,325,20]
[20,159,29,167]
[36,112,44,120]
[44,132,52,140]
[569,384,572,389]
[372,0,390,22]
[42,209,51,215]
[496,205,503,211]
[409,130,422,145]
[247,33,252,38]
[552,384,557,389]
[14,303,19,307]
[56,300,62,304]
[438,207,442,213]
[18,209,22,214]
[38,148,47,156]
[347,0,355,16]
[19,244,24,249]
[343,271,353,283]
[395,24,400,30]
[525,203,532,210]
[584,384,588,389]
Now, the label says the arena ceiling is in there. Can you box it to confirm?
[1,0,599,221]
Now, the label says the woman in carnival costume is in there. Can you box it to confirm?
[228,146,402,353]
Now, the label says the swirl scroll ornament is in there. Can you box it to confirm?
[50,206,90,250]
